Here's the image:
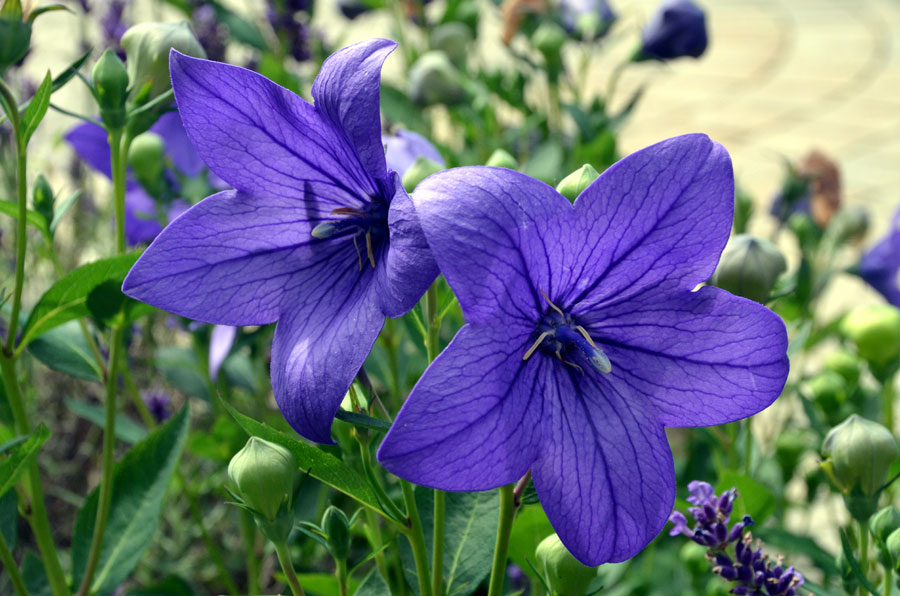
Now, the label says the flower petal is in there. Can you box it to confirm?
[859,208,900,307]
[377,324,544,490]
[311,38,396,183]
[533,370,675,566]
[150,111,205,177]
[376,174,439,317]
[124,184,164,246]
[123,190,324,325]
[564,134,732,310]
[65,121,112,178]
[169,51,375,207]
[581,285,789,427]
[413,166,572,330]
[272,271,383,444]
[209,325,237,381]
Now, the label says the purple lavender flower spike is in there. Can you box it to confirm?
[859,206,900,307]
[378,134,789,566]
[123,40,437,444]
[383,129,445,177]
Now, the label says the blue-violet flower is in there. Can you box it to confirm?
[859,207,900,307]
[640,0,707,61]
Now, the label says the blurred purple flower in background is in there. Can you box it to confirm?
[142,390,172,422]
[123,40,438,444]
[559,0,617,38]
[267,0,312,62]
[209,324,237,381]
[640,0,707,61]
[378,134,789,565]
[100,0,128,58]
[382,129,445,177]
[859,207,900,307]
[191,4,227,62]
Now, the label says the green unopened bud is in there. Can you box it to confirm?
[831,205,869,244]
[821,415,896,518]
[556,164,600,202]
[710,235,787,303]
[873,507,900,544]
[535,534,597,596]
[91,49,130,129]
[532,22,567,65]
[485,148,517,170]
[128,132,166,196]
[841,305,900,367]
[402,157,443,192]
[887,527,900,572]
[407,51,465,106]
[122,21,205,102]
[228,437,295,523]
[0,0,30,73]
[824,351,861,388]
[32,173,54,226]
[322,506,351,562]
[432,22,472,67]
[807,370,848,414]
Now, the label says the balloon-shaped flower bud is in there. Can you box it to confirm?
[485,148,518,170]
[122,22,205,102]
[92,49,130,130]
[322,506,351,562]
[32,173,54,228]
[887,527,900,572]
[128,132,166,197]
[228,437,296,524]
[532,21,567,67]
[556,164,600,202]
[432,22,472,67]
[841,305,900,367]
[402,156,443,192]
[407,51,465,106]
[535,533,597,596]
[824,351,862,388]
[710,235,787,303]
[636,0,707,62]
[0,0,30,73]
[821,415,897,520]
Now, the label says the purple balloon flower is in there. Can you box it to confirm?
[122,39,438,444]
[859,206,900,307]
[65,112,200,245]
[383,129,445,177]
[640,0,708,61]
[377,134,789,565]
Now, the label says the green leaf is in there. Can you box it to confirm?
[296,572,360,596]
[354,569,390,596]
[716,470,776,525]
[222,400,384,516]
[28,320,103,382]
[19,252,141,348]
[126,575,195,595]
[754,526,840,578]
[50,48,92,93]
[22,550,51,596]
[72,405,191,595]
[839,529,882,596]
[0,491,17,549]
[401,487,499,596]
[21,71,52,143]
[335,409,392,433]
[508,504,554,583]
[0,434,27,456]
[64,397,148,445]
[0,424,50,498]
[221,351,260,394]
[0,199,50,234]
[49,189,82,234]
[218,9,268,50]
[155,346,210,401]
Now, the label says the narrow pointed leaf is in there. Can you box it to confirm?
[0,424,50,498]
[72,405,191,594]
[355,569,391,596]
[0,200,50,234]
[49,189,82,234]
[21,71,52,143]
[64,397,147,445]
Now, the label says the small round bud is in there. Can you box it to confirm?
[532,21,567,65]
[824,351,861,388]
[32,173,54,226]
[821,414,897,499]
[227,437,295,522]
[122,22,205,102]
[432,22,472,67]
[128,132,166,195]
[535,533,597,596]
[887,527,900,572]
[710,235,787,303]
[402,157,443,192]
[873,507,900,544]
[91,49,130,130]
[840,305,900,366]
[807,371,848,416]
[0,0,30,73]
[485,148,518,170]
[556,164,600,202]
[322,506,351,562]
[407,51,465,106]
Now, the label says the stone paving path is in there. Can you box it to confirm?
[615,0,900,236]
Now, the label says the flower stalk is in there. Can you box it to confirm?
[422,283,445,596]
[274,540,307,596]
[859,519,870,596]
[0,525,28,596]
[487,484,516,596]
[402,480,433,596]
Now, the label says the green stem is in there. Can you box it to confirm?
[358,436,407,525]
[363,508,393,593]
[0,529,28,596]
[432,490,445,596]
[883,377,895,433]
[0,358,70,596]
[860,520,870,596]
[743,419,752,476]
[109,129,129,255]
[401,481,433,596]
[337,558,349,596]
[241,510,262,595]
[884,568,891,596]
[0,79,25,355]
[274,541,307,596]
[487,484,516,596]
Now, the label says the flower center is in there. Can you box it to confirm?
[311,199,389,270]
[522,291,611,374]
